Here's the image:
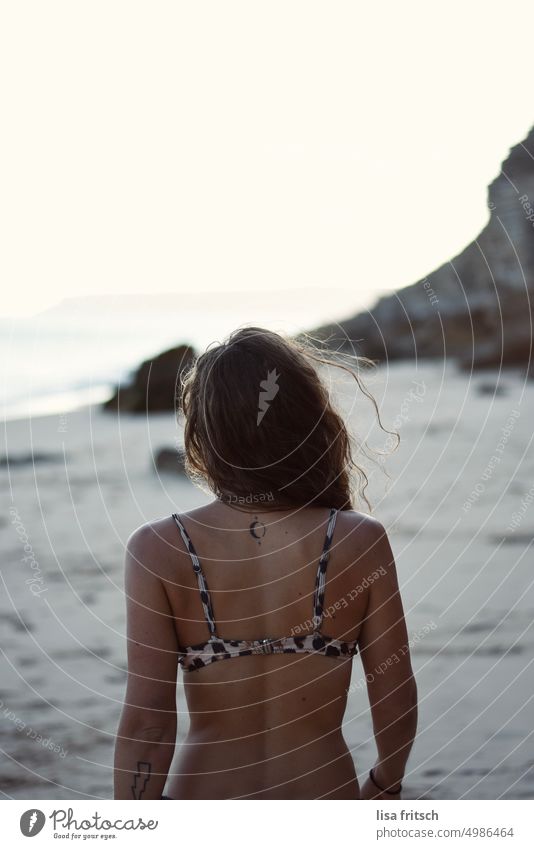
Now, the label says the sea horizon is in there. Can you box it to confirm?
[0,287,365,421]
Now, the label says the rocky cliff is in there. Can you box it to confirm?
[313,126,534,371]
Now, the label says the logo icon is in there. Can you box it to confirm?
[20,809,46,837]
[257,369,280,425]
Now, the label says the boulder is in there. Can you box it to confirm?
[153,447,187,475]
[102,344,196,413]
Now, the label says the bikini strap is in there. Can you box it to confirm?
[171,513,217,637]
[312,508,338,630]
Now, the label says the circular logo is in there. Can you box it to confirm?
[20,809,46,837]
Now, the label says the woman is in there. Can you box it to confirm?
[113,327,418,800]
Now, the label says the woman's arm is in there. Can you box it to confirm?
[357,520,418,800]
[114,524,179,800]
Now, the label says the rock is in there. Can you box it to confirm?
[154,447,187,475]
[0,452,64,467]
[313,126,534,372]
[475,382,508,397]
[102,344,196,413]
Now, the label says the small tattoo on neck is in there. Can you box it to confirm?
[249,516,266,544]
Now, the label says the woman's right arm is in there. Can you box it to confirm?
[357,519,418,799]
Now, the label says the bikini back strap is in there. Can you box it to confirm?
[312,508,338,630]
[171,513,217,637]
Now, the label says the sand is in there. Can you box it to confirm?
[1,361,533,799]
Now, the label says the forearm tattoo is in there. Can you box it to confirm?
[131,761,152,799]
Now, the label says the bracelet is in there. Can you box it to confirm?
[369,767,402,795]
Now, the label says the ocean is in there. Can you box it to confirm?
[0,289,360,421]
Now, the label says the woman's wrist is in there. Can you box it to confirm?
[370,763,403,794]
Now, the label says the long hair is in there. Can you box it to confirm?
[180,326,397,511]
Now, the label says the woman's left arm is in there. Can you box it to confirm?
[114,524,179,800]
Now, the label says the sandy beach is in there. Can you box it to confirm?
[1,360,533,800]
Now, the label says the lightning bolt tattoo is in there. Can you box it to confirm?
[131,761,152,799]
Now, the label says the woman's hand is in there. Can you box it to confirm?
[360,767,402,800]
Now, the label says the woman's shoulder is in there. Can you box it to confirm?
[333,509,392,577]
[336,508,388,540]
[126,514,174,548]
[124,512,198,576]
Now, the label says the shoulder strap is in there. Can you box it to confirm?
[312,508,338,630]
[171,513,217,637]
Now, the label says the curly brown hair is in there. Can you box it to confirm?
[180,326,397,511]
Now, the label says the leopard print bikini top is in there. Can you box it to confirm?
[171,508,359,673]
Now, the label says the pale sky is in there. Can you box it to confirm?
[1,0,533,318]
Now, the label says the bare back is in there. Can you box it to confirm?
[152,501,384,799]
